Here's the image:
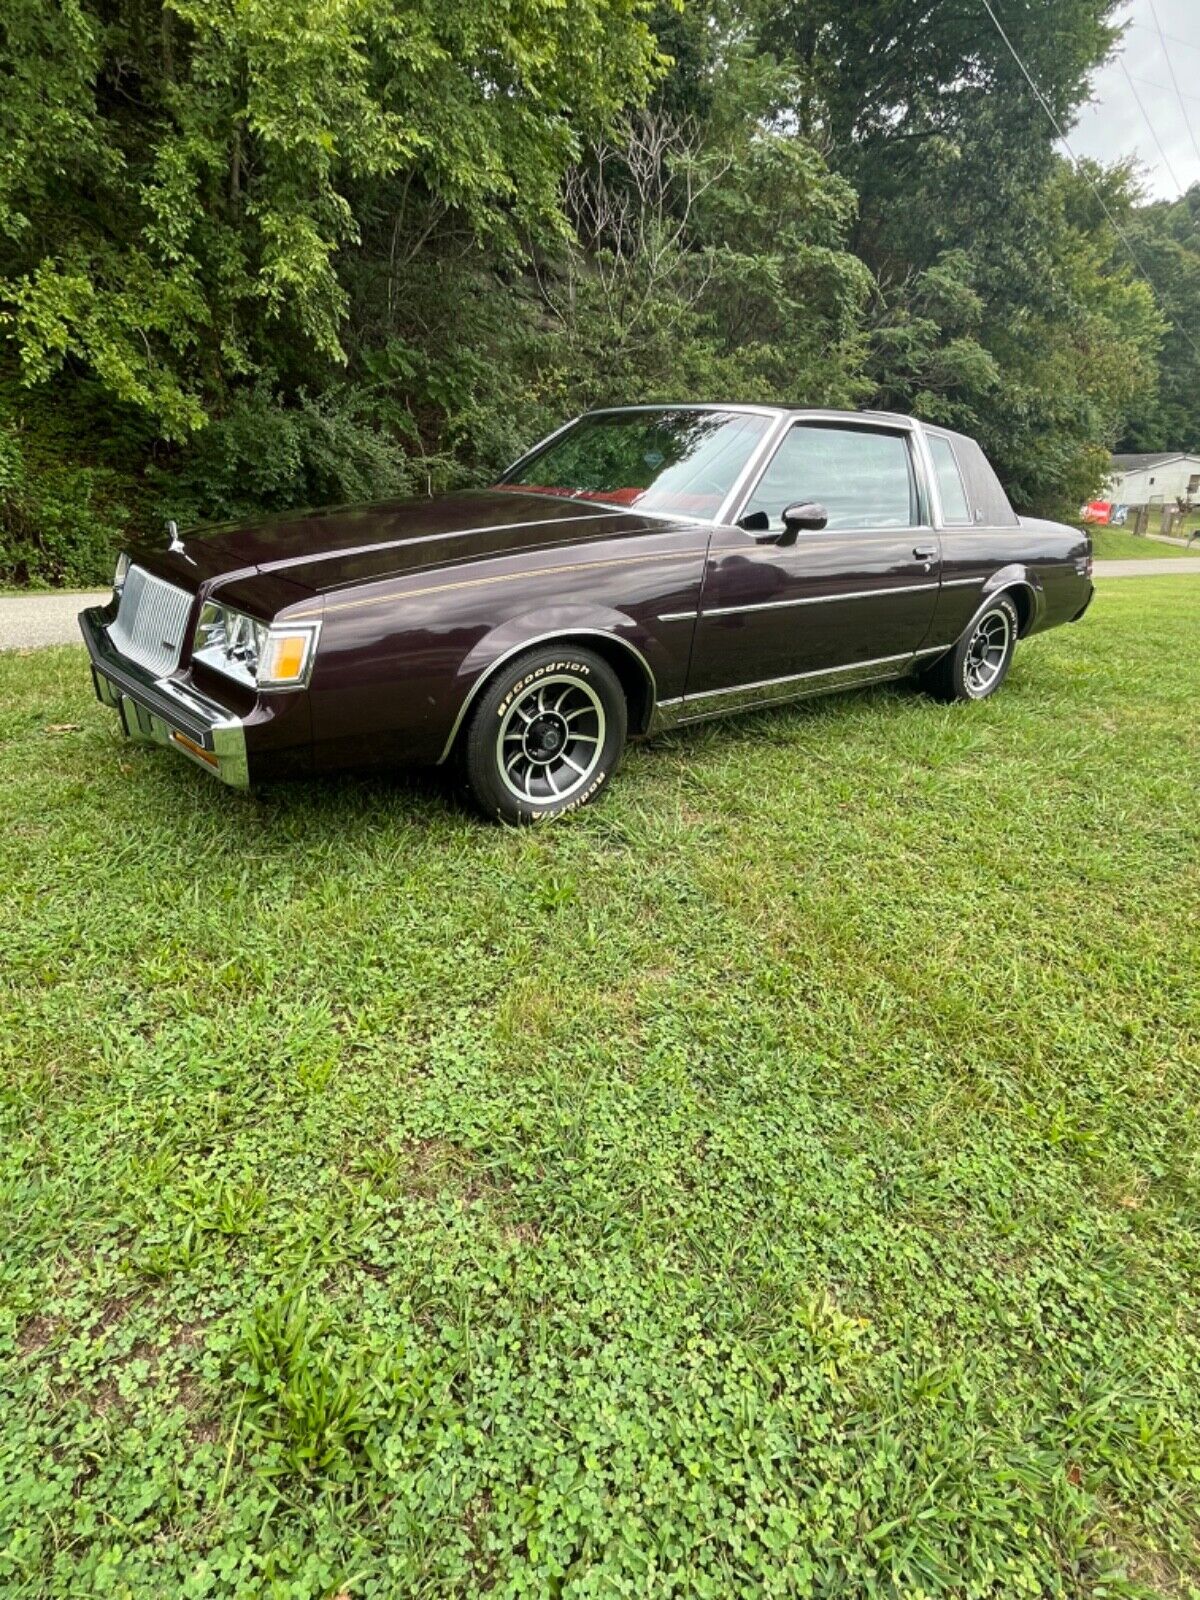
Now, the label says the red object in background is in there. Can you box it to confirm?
[1081,501,1112,525]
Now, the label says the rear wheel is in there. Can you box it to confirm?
[461,646,627,822]
[921,594,1019,703]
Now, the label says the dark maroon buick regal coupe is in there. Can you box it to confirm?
[81,405,1094,821]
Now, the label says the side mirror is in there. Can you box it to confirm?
[779,501,829,545]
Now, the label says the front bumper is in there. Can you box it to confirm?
[79,605,250,789]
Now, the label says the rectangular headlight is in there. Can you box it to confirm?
[192,603,319,690]
[193,602,265,688]
[194,600,228,654]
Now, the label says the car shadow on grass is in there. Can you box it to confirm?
[113,675,964,835]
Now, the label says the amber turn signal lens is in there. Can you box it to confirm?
[170,731,219,767]
[258,623,320,688]
[263,635,306,680]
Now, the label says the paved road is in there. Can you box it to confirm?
[2,563,1197,652]
[0,591,107,652]
[1092,559,1200,578]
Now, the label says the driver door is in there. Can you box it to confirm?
[685,421,941,699]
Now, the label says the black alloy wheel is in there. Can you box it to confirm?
[462,645,628,822]
[921,593,1020,702]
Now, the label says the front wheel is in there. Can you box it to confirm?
[461,646,628,822]
[921,594,1019,703]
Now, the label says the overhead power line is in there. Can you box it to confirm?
[1128,72,1200,111]
[1119,57,1186,196]
[1146,0,1200,170]
[978,0,1200,364]
[1129,19,1200,56]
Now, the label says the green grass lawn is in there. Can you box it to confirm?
[2,579,1199,1598]
[1089,525,1200,560]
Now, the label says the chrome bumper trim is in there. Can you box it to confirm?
[79,606,250,790]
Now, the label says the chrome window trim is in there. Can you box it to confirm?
[700,580,939,619]
[498,406,785,527]
[499,412,585,479]
[724,415,932,535]
[910,421,947,529]
[713,523,937,548]
[499,407,935,531]
[436,628,658,764]
[583,403,788,419]
[713,410,796,526]
[923,428,974,527]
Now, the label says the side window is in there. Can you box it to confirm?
[928,435,972,525]
[741,425,916,531]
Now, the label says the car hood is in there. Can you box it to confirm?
[131,489,675,597]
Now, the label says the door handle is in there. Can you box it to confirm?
[913,544,938,560]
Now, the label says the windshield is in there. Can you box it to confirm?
[498,409,772,520]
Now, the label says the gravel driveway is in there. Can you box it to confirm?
[2,562,1197,652]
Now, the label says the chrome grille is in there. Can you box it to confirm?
[107,565,194,678]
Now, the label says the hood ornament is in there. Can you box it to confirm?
[166,518,185,553]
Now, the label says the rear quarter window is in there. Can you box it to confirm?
[928,434,972,525]
[951,434,1019,527]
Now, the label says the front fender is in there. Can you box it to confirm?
[437,604,662,761]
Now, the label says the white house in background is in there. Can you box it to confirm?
[1107,452,1200,506]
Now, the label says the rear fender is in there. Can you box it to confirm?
[980,564,1043,636]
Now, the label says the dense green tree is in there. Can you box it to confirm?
[0,0,667,576]
[0,0,1183,582]
[1120,184,1200,455]
[761,0,1118,257]
[0,0,663,438]
[755,0,1165,508]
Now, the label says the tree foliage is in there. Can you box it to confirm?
[1120,185,1200,454]
[0,0,1181,583]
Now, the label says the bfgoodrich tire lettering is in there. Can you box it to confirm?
[921,593,1019,703]
[462,645,627,822]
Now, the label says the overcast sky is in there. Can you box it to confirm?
[1066,0,1200,201]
